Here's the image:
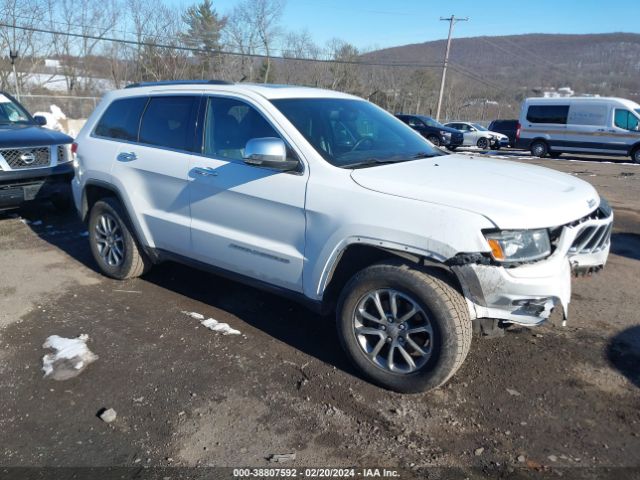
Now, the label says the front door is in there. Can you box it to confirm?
[188,96,308,292]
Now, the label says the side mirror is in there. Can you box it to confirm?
[34,115,47,126]
[243,137,298,171]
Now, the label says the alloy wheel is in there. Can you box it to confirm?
[94,213,125,267]
[353,289,433,374]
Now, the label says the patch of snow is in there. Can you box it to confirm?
[201,318,241,335]
[182,311,205,320]
[42,334,98,380]
[182,311,241,335]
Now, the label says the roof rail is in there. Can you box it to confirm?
[125,80,233,89]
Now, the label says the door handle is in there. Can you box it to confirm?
[117,151,137,162]
[194,167,218,177]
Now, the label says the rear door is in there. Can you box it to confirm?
[449,123,472,145]
[564,103,611,154]
[188,95,307,292]
[110,94,201,256]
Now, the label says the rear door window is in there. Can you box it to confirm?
[94,97,148,141]
[139,96,200,152]
[526,105,570,124]
[567,104,608,126]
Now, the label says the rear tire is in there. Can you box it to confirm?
[88,197,151,280]
[477,137,490,150]
[530,140,548,158]
[632,148,640,164]
[336,261,472,393]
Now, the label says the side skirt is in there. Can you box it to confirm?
[151,249,331,316]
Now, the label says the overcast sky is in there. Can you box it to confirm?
[170,0,640,50]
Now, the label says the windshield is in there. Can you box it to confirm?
[417,115,445,129]
[271,98,443,168]
[635,109,640,118]
[472,123,488,131]
[0,93,33,125]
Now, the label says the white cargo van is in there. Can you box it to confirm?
[517,97,640,163]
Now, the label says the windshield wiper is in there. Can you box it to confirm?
[408,152,439,159]
[342,151,441,169]
[342,159,400,169]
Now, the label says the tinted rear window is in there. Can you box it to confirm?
[139,96,200,151]
[526,105,569,124]
[491,120,517,129]
[94,97,148,141]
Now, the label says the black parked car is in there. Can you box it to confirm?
[396,114,464,150]
[487,119,518,147]
[0,92,74,211]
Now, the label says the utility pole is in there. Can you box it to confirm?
[10,17,20,101]
[435,15,468,122]
[10,49,20,101]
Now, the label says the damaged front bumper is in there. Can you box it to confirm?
[453,211,613,326]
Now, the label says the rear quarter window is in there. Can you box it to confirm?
[94,97,148,141]
[139,96,200,152]
[526,105,570,124]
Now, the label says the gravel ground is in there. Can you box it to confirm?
[0,152,638,479]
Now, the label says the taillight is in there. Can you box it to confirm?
[516,122,521,141]
[71,142,78,154]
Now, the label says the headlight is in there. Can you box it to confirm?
[439,130,451,137]
[484,229,551,262]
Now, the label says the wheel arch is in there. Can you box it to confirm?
[81,180,154,256]
[629,141,640,157]
[320,242,463,309]
[530,137,549,147]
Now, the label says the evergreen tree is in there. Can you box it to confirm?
[182,0,227,76]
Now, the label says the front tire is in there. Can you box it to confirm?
[336,261,472,393]
[530,140,548,157]
[88,197,150,280]
[477,137,490,150]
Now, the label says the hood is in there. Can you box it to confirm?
[0,124,73,148]
[350,154,599,229]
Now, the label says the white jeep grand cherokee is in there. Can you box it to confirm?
[71,81,613,393]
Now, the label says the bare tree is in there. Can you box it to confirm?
[226,0,284,83]
[46,0,119,93]
[0,0,50,93]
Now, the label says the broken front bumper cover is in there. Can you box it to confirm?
[453,212,613,326]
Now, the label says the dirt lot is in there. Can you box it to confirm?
[0,152,639,479]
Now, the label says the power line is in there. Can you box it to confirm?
[2,20,509,103]
[448,62,505,90]
[0,22,448,69]
[497,36,575,76]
